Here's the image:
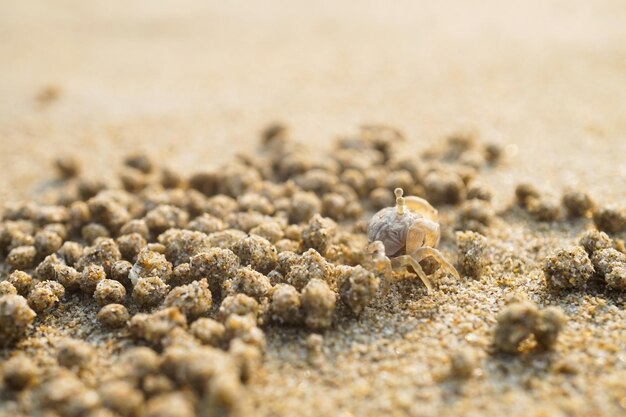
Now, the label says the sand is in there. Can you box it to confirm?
[1,1,626,417]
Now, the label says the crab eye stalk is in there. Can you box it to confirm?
[394,188,406,215]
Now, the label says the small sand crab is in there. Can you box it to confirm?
[368,188,459,292]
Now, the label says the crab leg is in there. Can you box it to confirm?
[411,247,460,280]
[390,255,434,293]
[368,241,393,294]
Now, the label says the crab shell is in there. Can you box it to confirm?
[367,206,440,257]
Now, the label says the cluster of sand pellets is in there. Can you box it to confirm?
[543,230,626,291]
[515,182,626,232]
[1,124,625,417]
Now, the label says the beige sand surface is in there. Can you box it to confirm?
[1,0,626,203]
[1,2,626,417]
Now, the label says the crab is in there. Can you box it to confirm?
[367,188,460,293]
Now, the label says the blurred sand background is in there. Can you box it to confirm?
[1,0,625,203]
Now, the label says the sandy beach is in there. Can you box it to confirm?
[1,1,625,416]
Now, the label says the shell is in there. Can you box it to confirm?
[367,207,423,257]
